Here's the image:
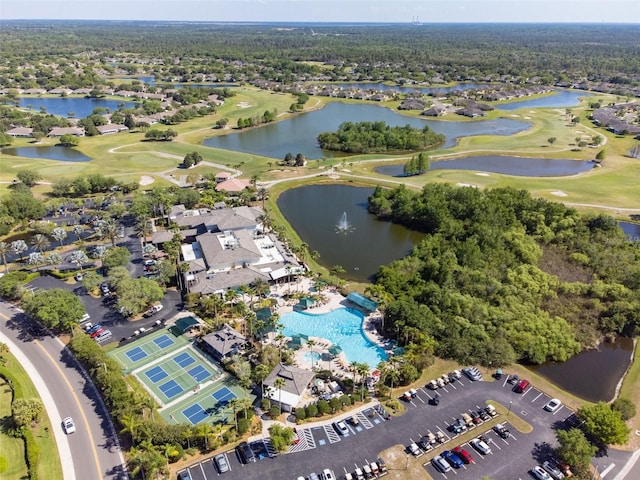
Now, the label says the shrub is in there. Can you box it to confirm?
[295,407,306,421]
[0,271,29,300]
[611,397,636,421]
[317,399,330,415]
[261,399,271,411]
[269,405,280,419]
[23,427,40,480]
[237,418,250,435]
[341,395,352,407]
[166,443,184,463]
[305,404,318,418]
[329,397,342,413]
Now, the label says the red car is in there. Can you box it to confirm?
[89,326,105,338]
[452,446,473,464]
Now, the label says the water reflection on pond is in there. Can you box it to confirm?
[2,146,92,162]
[18,97,136,118]
[375,156,595,177]
[277,184,423,282]
[619,221,640,240]
[204,102,530,159]
[495,90,592,111]
[527,337,634,402]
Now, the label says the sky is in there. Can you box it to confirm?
[1,0,639,23]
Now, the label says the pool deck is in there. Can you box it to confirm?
[270,278,389,376]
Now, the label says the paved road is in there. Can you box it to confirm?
[0,301,128,480]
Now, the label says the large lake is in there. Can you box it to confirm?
[18,97,136,118]
[277,184,423,282]
[204,102,530,160]
[495,90,592,111]
[375,156,595,177]
[332,82,489,94]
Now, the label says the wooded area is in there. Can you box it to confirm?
[367,184,640,366]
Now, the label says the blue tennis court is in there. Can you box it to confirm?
[144,366,168,384]
[153,335,175,349]
[174,352,196,368]
[183,403,208,424]
[188,365,212,383]
[212,386,237,404]
[125,346,148,363]
[159,380,183,399]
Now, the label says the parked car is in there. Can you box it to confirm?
[436,377,446,388]
[452,446,473,464]
[409,388,418,397]
[177,471,192,480]
[478,409,491,421]
[462,366,483,381]
[508,374,520,385]
[62,416,76,434]
[144,304,163,316]
[514,379,530,393]
[376,458,388,473]
[432,455,452,473]
[89,326,106,338]
[321,469,336,480]
[442,450,464,469]
[408,442,421,456]
[235,441,256,463]
[418,436,433,451]
[86,324,102,334]
[544,398,563,413]
[214,453,229,473]
[470,411,483,424]
[362,464,372,478]
[353,467,364,480]
[470,438,492,455]
[435,431,446,443]
[449,369,462,380]
[542,460,565,480]
[485,404,498,417]
[333,421,349,435]
[461,412,474,427]
[427,379,439,390]
[439,374,450,385]
[429,393,441,406]
[369,462,379,476]
[493,423,510,439]
[401,391,412,402]
[531,465,553,480]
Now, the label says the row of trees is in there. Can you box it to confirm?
[144,128,178,141]
[318,121,445,154]
[236,109,278,129]
[366,183,640,367]
[403,152,430,176]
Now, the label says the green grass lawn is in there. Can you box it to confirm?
[0,377,28,479]
[0,353,63,480]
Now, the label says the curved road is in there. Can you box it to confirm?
[0,301,127,480]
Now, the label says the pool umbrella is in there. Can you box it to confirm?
[392,346,405,356]
[288,336,304,349]
[328,344,343,356]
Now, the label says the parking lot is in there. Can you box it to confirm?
[176,370,626,480]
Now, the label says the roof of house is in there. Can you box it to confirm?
[96,124,128,134]
[201,324,246,357]
[215,178,252,192]
[5,126,33,136]
[264,363,315,399]
[197,229,262,270]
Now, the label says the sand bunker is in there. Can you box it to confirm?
[510,114,520,117]
[237,102,252,108]
[551,190,568,197]
[524,116,532,119]
[139,175,155,186]
[475,172,490,176]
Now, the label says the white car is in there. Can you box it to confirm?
[321,469,336,480]
[544,398,563,413]
[333,421,349,435]
[531,465,553,480]
[62,416,76,434]
[408,442,421,456]
[470,438,492,455]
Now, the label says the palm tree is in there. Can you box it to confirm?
[72,225,84,243]
[235,396,253,421]
[0,241,9,273]
[352,362,370,401]
[11,240,27,263]
[135,219,153,247]
[273,377,286,416]
[228,397,240,431]
[253,364,271,397]
[51,227,68,247]
[120,413,143,443]
[194,422,214,451]
[30,233,49,254]
[306,339,317,370]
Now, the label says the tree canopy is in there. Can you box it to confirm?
[318,121,444,154]
[578,402,630,445]
[22,288,86,331]
[367,183,640,366]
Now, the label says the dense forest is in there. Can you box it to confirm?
[1,22,639,88]
[367,184,640,366]
[317,121,444,153]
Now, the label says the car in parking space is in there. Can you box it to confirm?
[485,404,498,417]
[236,441,256,463]
[430,393,441,406]
[376,458,387,474]
[493,422,510,439]
[321,469,336,480]
[401,391,412,402]
[449,369,462,380]
[408,442,421,456]
[144,304,163,316]
[432,455,452,473]
[348,415,360,427]
[470,411,483,424]
[542,460,565,480]
[442,450,464,469]
[436,377,446,388]
[470,437,492,455]
[436,431,446,443]
[531,465,553,480]
[89,326,106,338]
[478,409,491,421]
[427,379,439,390]
[333,420,349,435]
[86,323,102,334]
[439,374,450,385]
[461,412,474,427]
[80,313,90,323]
[418,435,434,451]
[508,374,520,384]
[453,446,473,464]
[214,453,229,473]
[307,473,320,480]
[514,379,530,393]
[409,388,418,397]
[543,398,563,413]
[177,471,192,480]
[62,416,76,434]
[462,366,483,381]
[362,464,373,478]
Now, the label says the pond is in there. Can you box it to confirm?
[18,97,137,118]
[375,155,595,177]
[204,102,530,159]
[277,184,423,282]
[495,89,592,111]
[2,146,92,162]
[619,221,640,240]
[527,337,634,402]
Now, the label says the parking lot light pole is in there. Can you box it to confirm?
[508,400,513,416]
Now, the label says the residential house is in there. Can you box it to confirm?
[5,126,33,137]
[198,324,247,361]
[96,124,129,135]
[48,126,85,137]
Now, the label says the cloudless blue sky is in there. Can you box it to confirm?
[2,0,639,23]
